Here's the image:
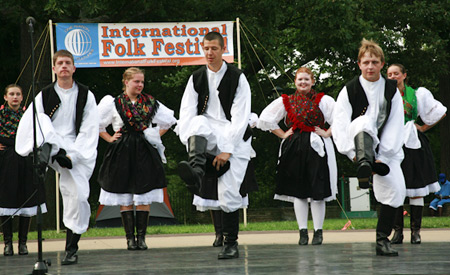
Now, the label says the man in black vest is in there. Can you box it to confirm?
[332,39,405,256]
[16,50,99,265]
[177,32,253,259]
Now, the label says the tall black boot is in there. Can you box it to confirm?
[354,132,390,189]
[410,205,423,244]
[211,210,223,247]
[121,211,137,250]
[391,207,404,244]
[18,216,31,255]
[136,211,149,250]
[354,132,375,188]
[218,210,239,259]
[178,136,207,194]
[62,229,80,265]
[1,216,13,256]
[376,204,398,256]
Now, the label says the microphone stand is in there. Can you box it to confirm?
[27,17,51,275]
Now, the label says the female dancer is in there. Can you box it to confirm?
[0,84,46,256]
[97,67,176,250]
[257,67,337,245]
[387,64,446,244]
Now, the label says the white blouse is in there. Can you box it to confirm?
[97,95,177,163]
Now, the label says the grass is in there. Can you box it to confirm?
[20,216,450,241]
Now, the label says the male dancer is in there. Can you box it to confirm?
[177,31,253,259]
[332,39,405,256]
[16,50,99,265]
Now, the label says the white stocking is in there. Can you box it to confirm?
[293,198,309,229]
[310,200,325,230]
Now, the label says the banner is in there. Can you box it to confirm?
[55,21,234,68]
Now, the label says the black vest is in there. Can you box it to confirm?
[346,76,397,137]
[41,81,89,135]
[192,63,252,140]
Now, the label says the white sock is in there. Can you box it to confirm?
[294,198,309,229]
[310,200,325,230]
[410,197,424,206]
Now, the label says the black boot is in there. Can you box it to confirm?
[121,211,137,250]
[376,204,398,256]
[311,229,323,245]
[391,207,404,244]
[136,211,149,250]
[218,210,239,259]
[211,210,223,247]
[18,216,31,255]
[354,132,374,188]
[62,229,80,265]
[299,229,308,245]
[1,216,13,256]
[178,136,207,194]
[410,205,423,244]
[376,231,398,256]
[354,132,390,189]
[36,143,52,179]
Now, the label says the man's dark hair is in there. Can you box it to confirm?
[204,31,224,48]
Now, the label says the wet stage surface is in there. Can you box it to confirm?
[2,242,450,275]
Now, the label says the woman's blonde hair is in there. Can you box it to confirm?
[122,67,145,91]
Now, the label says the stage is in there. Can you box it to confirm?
[2,229,450,274]
[2,241,450,274]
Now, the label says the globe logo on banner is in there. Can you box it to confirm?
[64,29,92,56]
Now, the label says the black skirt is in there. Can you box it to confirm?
[275,130,331,200]
[0,144,45,208]
[198,157,258,200]
[401,131,437,190]
[98,132,166,194]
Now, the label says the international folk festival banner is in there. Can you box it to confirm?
[55,21,234,68]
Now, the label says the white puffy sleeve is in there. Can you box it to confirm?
[176,75,199,144]
[257,97,286,131]
[331,87,355,160]
[416,87,447,125]
[319,95,335,125]
[97,95,115,133]
[153,101,177,130]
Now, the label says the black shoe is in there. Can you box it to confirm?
[411,231,421,244]
[376,240,398,256]
[372,162,390,176]
[357,162,372,189]
[218,242,239,259]
[299,229,308,245]
[61,251,78,265]
[3,242,13,256]
[136,236,148,250]
[311,229,323,245]
[213,234,224,247]
[127,238,138,250]
[390,230,403,244]
[52,149,72,169]
[18,243,28,255]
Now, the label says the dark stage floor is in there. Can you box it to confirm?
[2,242,450,275]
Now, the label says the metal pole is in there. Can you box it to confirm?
[48,19,61,234]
